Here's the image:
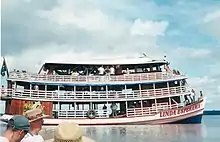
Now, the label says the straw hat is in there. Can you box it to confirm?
[24,108,50,122]
[45,122,95,142]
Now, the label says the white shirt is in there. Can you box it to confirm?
[0,136,9,142]
[110,67,115,75]
[98,67,104,75]
[21,133,44,142]
[34,85,39,90]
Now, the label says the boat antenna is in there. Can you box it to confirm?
[142,53,147,57]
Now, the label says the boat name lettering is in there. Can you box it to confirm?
[159,103,200,117]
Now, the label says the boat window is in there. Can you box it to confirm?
[91,85,106,91]
[141,84,153,89]
[53,102,59,110]
[126,84,139,90]
[170,96,181,104]
[169,81,180,87]
[76,86,90,91]
[155,82,167,89]
[108,85,125,91]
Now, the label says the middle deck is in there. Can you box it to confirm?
[2,86,189,102]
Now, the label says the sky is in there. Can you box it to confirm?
[1,0,220,109]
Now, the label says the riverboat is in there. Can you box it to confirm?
[0,55,205,125]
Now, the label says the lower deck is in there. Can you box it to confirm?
[0,99,205,125]
[2,93,199,119]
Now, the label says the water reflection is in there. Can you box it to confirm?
[0,117,216,142]
[84,124,206,142]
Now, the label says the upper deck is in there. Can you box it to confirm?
[8,72,186,84]
[8,56,185,84]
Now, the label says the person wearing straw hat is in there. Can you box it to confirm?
[0,115,31,142]
[21,103,50,142]
[45,122,96,142]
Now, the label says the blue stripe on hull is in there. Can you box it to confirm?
[169,114,203,124]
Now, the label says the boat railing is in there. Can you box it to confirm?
[9,72,185,82]
[127,103,180,117]
[1,86,189,100]
[51,103,182,118]
[52,110,108,118]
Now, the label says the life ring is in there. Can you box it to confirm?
[87,110,96,119]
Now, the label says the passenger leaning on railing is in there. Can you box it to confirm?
[198,91,203,101]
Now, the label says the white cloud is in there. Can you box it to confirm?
[2,0,170,73]
[38,3,107,31]
[5,43,94,72]
[168,47,212,60]
[190,48,212,58]
[130,19,169,36]
[188,75,220,109]
[204,10,220,23]
[33,0,169,59]
[203,10,220,38]
[218,86,220,94]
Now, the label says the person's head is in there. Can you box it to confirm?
[23,107,49,134]
[4,115,30,142]
[200,91,203,96]
[28,117,44,133]
[44,122,95,142]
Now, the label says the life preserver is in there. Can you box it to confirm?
[87,110,96,119]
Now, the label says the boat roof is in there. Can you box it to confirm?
[43,56,167,66]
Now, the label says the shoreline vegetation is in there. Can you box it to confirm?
[203,110,220,115]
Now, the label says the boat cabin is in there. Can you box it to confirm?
[38,56,168,76]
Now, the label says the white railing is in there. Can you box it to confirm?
[9,72,185,83]
[53,110,108,118]
[51,103,182,118]
[127,103,180,117]
[1,86,189,100]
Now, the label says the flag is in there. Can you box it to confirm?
[1,57,9,77]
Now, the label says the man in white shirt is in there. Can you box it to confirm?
[0,115,31,142]
[98,66,104,75]
[21,104,50,142]
[110,66,115,75]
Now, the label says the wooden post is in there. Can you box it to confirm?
[45,85,47,98]
[29,84,32,97]
[167,82,171,108]
[106,85,108,99]
[153,83,157,112]
[139,84,143,115]
[125,101,128,117]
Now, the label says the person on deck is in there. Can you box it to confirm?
[0,115,31,142]
[103,104,107,116]
[110,66,115,75]
[198,91,203,101]
[98,66,104,75]
[110,103,118,117]
[21,105,50,142]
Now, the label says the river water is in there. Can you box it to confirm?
[1,115,220,142]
